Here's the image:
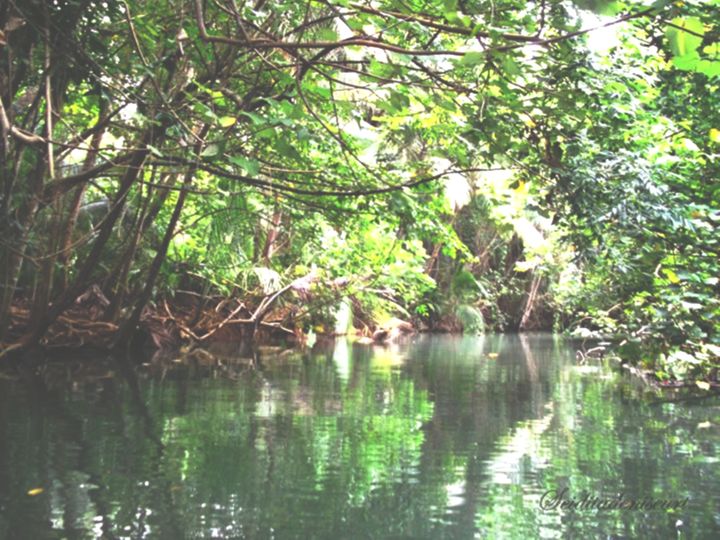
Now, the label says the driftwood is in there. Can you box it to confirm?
[371,318,414,343]
[1,273,320,355]
[161,273,314,343]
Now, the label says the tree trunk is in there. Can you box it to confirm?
[0,158,45,339]
[114,126,208,346]
[261,203,283,262]
[57,100,108,291]
[103,172,173,323]
[519,272,542,331]
[17,126,162,348]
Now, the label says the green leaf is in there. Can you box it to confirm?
[256,127,275,139]
[316,28,338,41]
[276,138,303,161]
[666,17,704,58]
[672,52,700,71]
[147,144,164,158]
[456,52,485,67]
[703,43,720,57]
[345,16,365,31]
[240,111,265,125]
[572,0,621,15]
[368,59,397,79]
[201,144,220,158]
[696,59,720,78]
[309,86,332,99]
[663,268,681,284]
[502,56,521,76]
[229,156,260,176]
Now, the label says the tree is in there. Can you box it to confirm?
[0,0,717,383]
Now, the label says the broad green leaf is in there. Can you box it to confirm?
[229,156,260,176]
[147,144,163,157]
[672,52,700,71]
[502,56,521,76]
[456,52,485,67]
[572,0,621,15]
[444,11,471,27]
[369,59,397,79]
[308,85,332,99]
[696,59,720,77]
[316,28,338,41]
[201,144,220,158]
[277,138,303,161]
[666,17,704,58]
[256,127,275,139]
[704,43,720,57]
[345,16,364,31]
[240,111,265,125]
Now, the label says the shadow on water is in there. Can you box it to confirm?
[0,334,718,539]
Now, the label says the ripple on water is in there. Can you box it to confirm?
[2,336,720,539]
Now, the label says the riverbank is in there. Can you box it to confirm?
[2,306,718,395]
[2,293,300,354]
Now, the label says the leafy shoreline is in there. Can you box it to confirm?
[0,0,717,384]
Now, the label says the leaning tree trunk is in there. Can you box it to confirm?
[519,272,542,331]
[114,125,209,346]
[0,157,46,340]
[17,125,164,349]
[103,170,174,323]
[56,99,108,291]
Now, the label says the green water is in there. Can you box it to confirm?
[1,334,719,539]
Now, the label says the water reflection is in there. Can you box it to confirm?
[0,334,718,539]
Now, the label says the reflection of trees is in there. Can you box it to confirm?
[157,341,436,537]
[0,358,186,539]
[2,336,718,538]
[472,356,720,539]
[0,336,554,538]
[400,334,556,536]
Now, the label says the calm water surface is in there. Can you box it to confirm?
[1,334,719,539]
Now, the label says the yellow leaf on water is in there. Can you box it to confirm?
[697,421,712,429]
[488,353,499,359]
[27,488,44,496]
[696,380,710,391]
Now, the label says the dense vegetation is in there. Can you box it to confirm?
[0,0,718,384]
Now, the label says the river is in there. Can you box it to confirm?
[1,334,718,539]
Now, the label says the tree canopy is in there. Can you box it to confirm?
[0,0,718,383]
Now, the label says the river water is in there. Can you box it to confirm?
[0,334,719,539]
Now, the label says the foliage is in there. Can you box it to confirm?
[455,304,485,335]
[0,0,717,381]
